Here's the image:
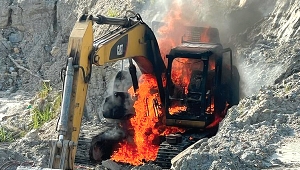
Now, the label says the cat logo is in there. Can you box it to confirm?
[109,35,127,59]
[117,44,123,56]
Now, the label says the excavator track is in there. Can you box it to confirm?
[155,141,188,169]
[155,130,214,169]
[74,122,113,166]
[75,137,95,166]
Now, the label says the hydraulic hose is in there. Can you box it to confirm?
[93,15,133,27]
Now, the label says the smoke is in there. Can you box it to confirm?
[97,1,279,117]
[237,49,286,97]
[134,0,277,97]
[136,0,275,43]
[98,60,140,120]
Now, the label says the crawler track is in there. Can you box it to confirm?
[155,141,188,169]
[155,130,214,169]
[75,137,96,166]
[75,121,217,169]
[74,122,112,166]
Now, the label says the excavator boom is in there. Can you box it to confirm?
[49,14,165,169]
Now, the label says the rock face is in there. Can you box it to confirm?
[0,0,134,132]
[235,0,300,97]
[0,0,132,92]
[0,0,133,167]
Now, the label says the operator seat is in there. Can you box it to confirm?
[187,70,204,101]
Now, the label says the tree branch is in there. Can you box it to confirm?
[7,54,43,80]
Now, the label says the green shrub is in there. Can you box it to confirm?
[53,92,62,111]
[0,127,14,142]
[107,8,119,17]
[38,81,52,99]
[31,103,54,129]
[30,81,61,129]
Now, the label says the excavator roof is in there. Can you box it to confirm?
[169,42,223,59]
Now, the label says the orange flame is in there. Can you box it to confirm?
[169,105,187,114]
[157,1,191,64]
[110,1,227,165]
[206,98,215,113]
[111,1,190,165]
[171,58,193,94]
[200,27,211,43]
[206,102,229,129]
[111,74,184,165]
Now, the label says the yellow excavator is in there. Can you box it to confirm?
[48,12,239,169]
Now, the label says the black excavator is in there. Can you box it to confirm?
[48,12,239,169]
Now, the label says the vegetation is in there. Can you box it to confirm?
[285,85,292,92]
[0,127,14,142]
[107,8,119,17]
[31,103,53,129]
[53,93,62,112]
[0,81,61,141]
[38,80,52,98]
[30,81,61,129]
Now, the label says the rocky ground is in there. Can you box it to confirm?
[0,0,300,170]
[171,73,300,169]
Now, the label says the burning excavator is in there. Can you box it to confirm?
[48,12,239,169]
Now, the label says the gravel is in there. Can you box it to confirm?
[172,72,300,169]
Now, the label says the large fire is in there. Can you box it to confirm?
[110,1,190,165]
[157,1,191,64]
[110,0,225,165]
[111,74,184,165]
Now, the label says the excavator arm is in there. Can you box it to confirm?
[49,13,165,169]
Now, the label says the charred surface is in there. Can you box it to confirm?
[155,128,217,169]
[102,92,134,119]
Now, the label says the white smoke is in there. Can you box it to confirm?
[133,0,278,97]
[138,0,275,43]
[237,49,286,97]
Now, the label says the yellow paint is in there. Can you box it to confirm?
[63,20,93,169]
[97,23,148,65]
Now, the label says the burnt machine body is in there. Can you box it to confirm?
[49,13,240,169]
[165,46,236,125]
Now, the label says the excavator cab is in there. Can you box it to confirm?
[165,48,215,128]
[155,30,241,167]
[164,26,239,129]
